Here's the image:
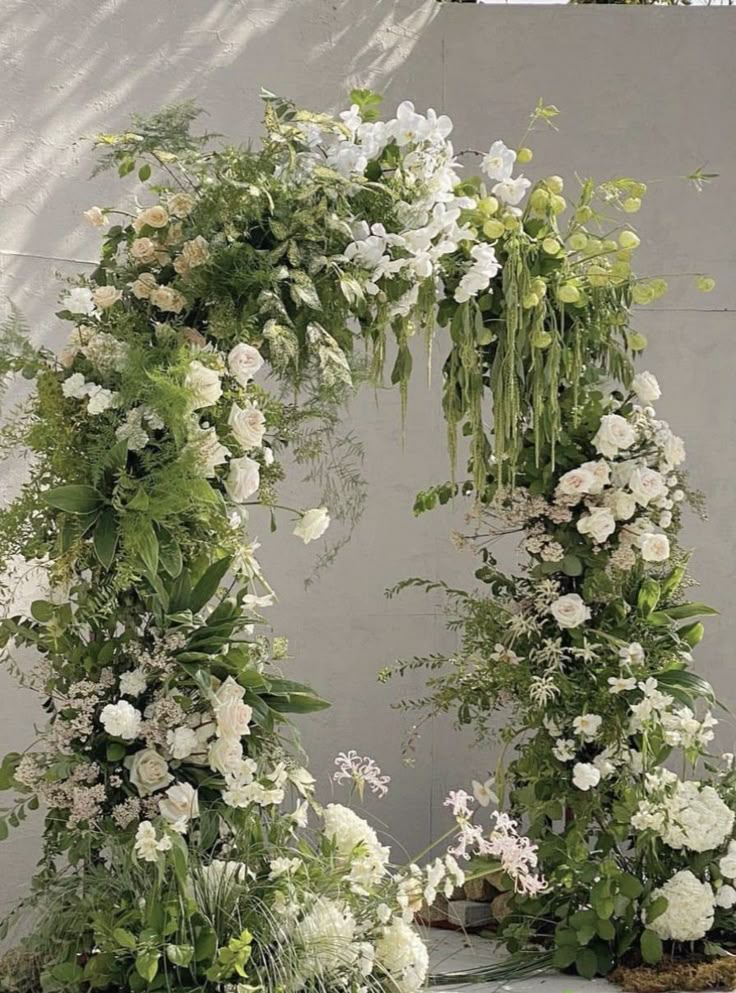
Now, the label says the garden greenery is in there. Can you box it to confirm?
[0,92,549,993]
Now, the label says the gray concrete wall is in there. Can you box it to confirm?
[1,0,735,912]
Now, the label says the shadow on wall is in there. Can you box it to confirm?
[0,0,442,342]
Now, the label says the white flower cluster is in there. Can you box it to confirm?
[647,870,715,942]
[549,375,685,570]
[632,774,734,853]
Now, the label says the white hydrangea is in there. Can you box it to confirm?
[647,870,714,942]
[660,781,734,853]
[375,919,429,993]
[321,803,390,889]
[293,897,358,977]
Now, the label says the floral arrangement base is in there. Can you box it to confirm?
[609,958,736,993]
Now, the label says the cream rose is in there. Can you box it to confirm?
[185,361,222,410]
[228,343,264,386]
[580,459,611,495]
[167,192,196,218]
[175,235,210,274]
[93,285,122,310]
[135,205,169,229]
[662,432,686,468]
[550,593,591,629]
[130,272,158,300]
[605,489,637,521]
[159,782,199,831]
[150,285,186,314]
[632,371,661,405]
[592,414,636,458]
[224,455,260,503]
[293,507,331,544]
[639,532,670,562]
[228,402,266,449]
[125,748,173,796]
[84,206,107,227]
[577,506,616,544]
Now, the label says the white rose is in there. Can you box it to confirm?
[629,467,667,507]
[64,287,95,315]
[188,424,230,478]
[639,532,670,562]
[208,736,244,777]
[572,762,601,791]
[176,235,210,272]
[185,361,222,410]
[556,467,595,502]
[167,726,199,760]
[62,372,89,400]
[293,507,331,544]
[577,506,616,544]
[125,748,173,796]
[135,205,169,229]
[632,371,661,405]
[610,459,638,489]
[593,414,636,458]
[86,385,117,415]
[93,285,122,310]
[662,433,686,468]
[550,593,590,629]
[215,699,253,740]
[225,455,260,503]
[84,206,107,228]
[716,884,736,909]
[580,460,611,495]
[228,402,266,449]
[605,489,637,521]
[100,700,142,740]
[228,343,264,386]
[159,782,199,831]
[214,676,246,706]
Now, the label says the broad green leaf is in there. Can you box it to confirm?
[640,929,663,965]
[166,944,194,967]
[575,947,599,979]
[134,520,159,577]
[190,556,232,613]
[135,950,160,983]
[94,508,119,569]
[43,484,103,515]
[113,928,137,950]
[30,600,54,622]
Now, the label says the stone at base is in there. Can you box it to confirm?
[446,899,493,929]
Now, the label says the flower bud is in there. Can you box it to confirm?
[542,237,561,256]
[618,230,640,250]
[631,283,655,305]
[545,176,564,194]
[649,278,668,299]
[623,197,641,214]
[531,329,553,349]
[549,195,567,216]
[530,188,550,212]
[482,220,505,240]
[602,239,618,254]
[569,232,588,251]
[479,196,500,217]
[627,331,648,351]
[503,214,520,231]
[696,275,716,293]
[522,292,540,309]
[575,205,594,223]
[587,266,609,288]
[629,181,647,198]
[517,147,533,164]
[531,278,547,297]
[557,283,581,304]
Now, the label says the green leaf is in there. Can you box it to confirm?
[134,520,159,577]
[94,508,119,569]
[113,928,138,950]
[646,895,668,923]
[619,873,643,899]
[552,945,577,969]
[595,919,615,941]
[265,691,331,714]
[561,554,583,577]
[0,819,8,841]
[43,485,104,515]
[159,530,183,578]
[135,950,160,983]
[138,163,152,181]
[640,929,663,965]
[659,601,719,620]
[678,621,705,647]
[30,600,54,622]
[190,556,232,613]
[106,742,126,762]
[637,578,661,617]
[575,947,599,979]
[166,944,194,968]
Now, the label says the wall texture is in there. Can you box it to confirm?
[1,0,735,914]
